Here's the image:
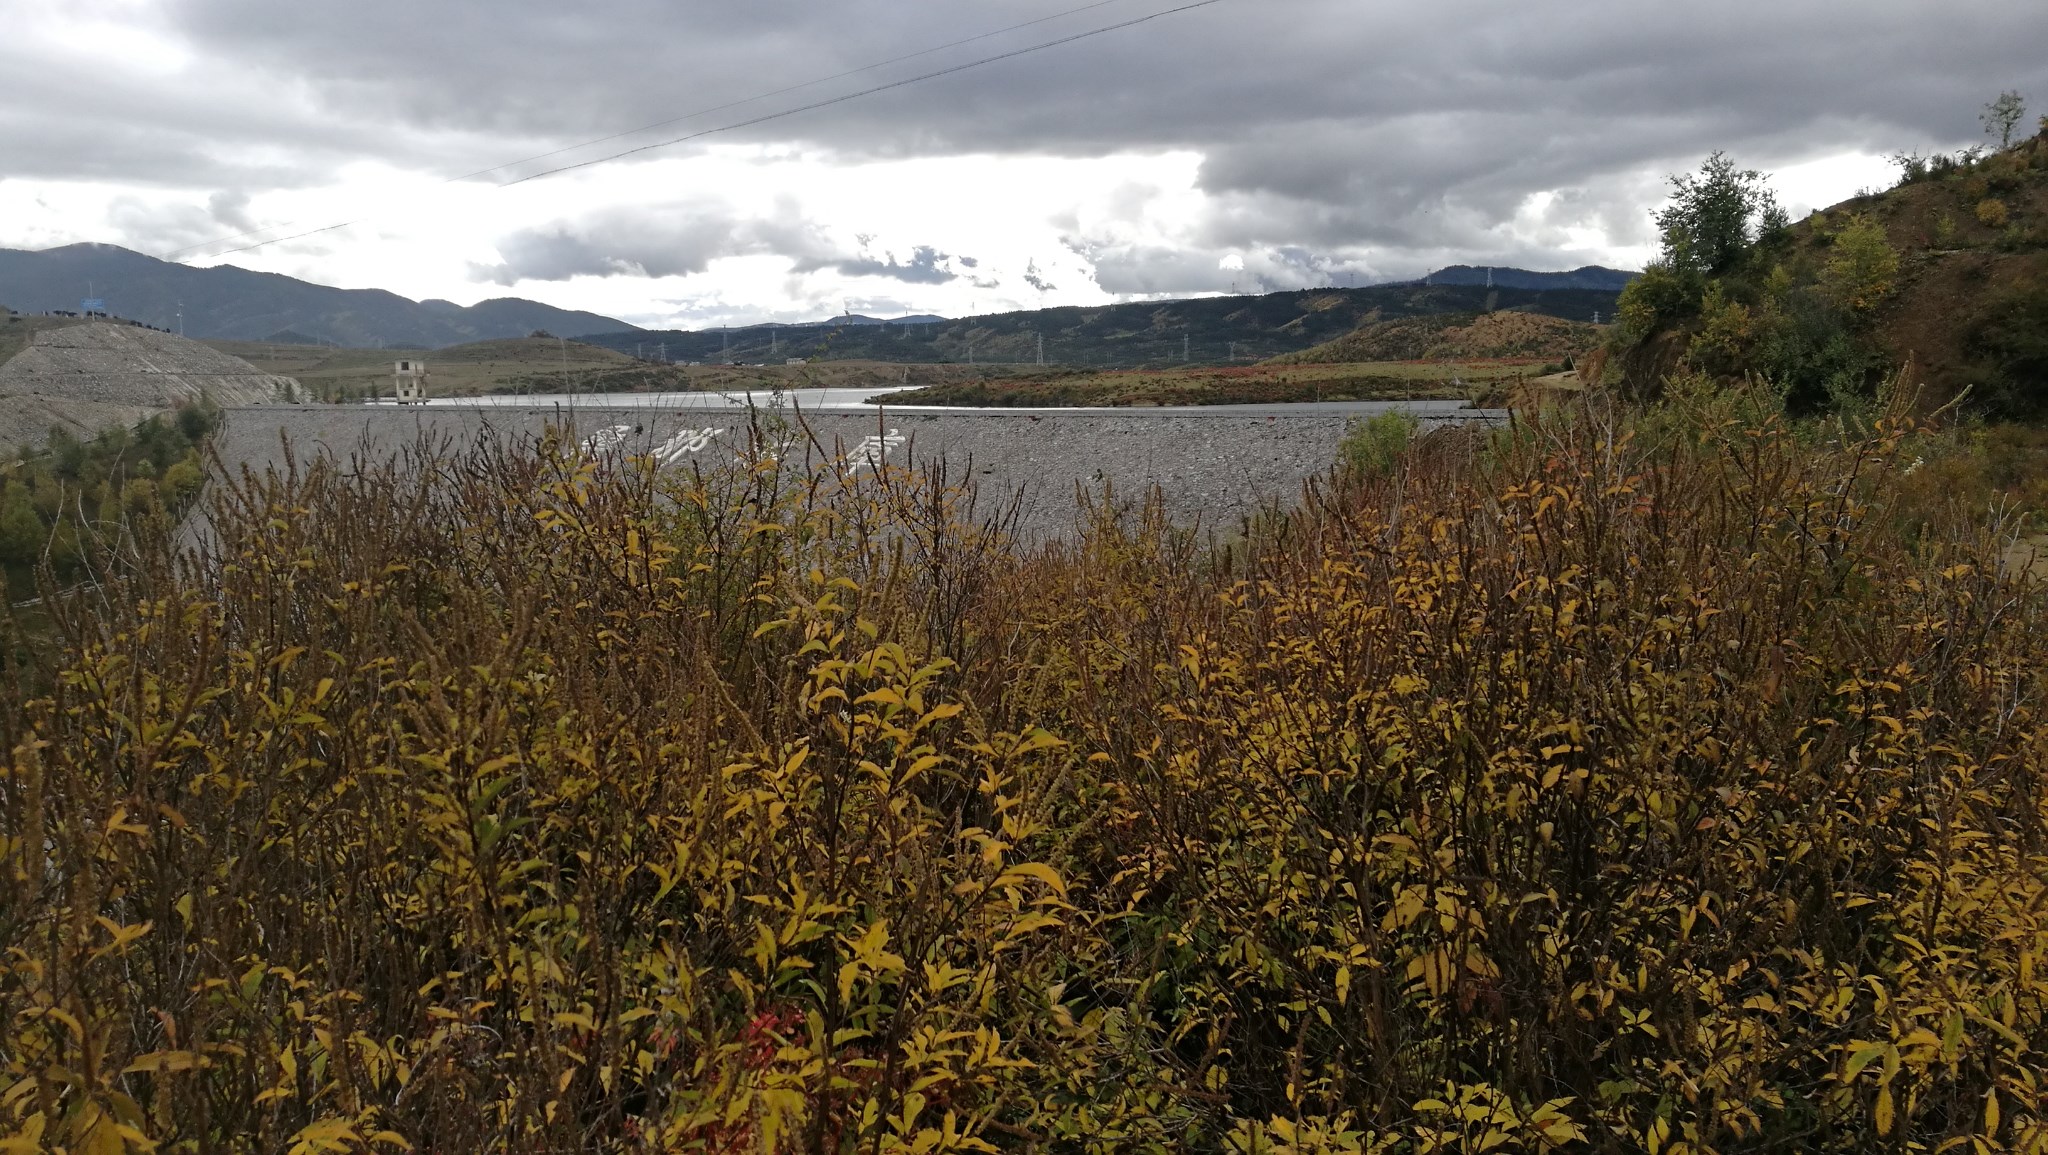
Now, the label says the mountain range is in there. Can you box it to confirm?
[1412,265,1639,291]
[0,244,636,348]
[0,243,1636,362]
[582,280,1630,369]
[749,314,949,328]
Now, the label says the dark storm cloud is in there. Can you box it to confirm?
[469,202,830,284]
[207,192,257,233]
[0,36,514,189]
[1022,261,1057,293]
[811,246,961,285]
[11,0,2048,287]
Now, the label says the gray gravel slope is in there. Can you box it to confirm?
[1,323,292,451]
[210,401,1497,540]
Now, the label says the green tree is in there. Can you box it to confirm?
[1753,288,1881,415]
[1819,214,1901,314]
[1964,277,2048,417]
[1614,261,1704,342]
[160,460,204,507]
[122,477,160,518]
[1655,152,1786,276]
[0,486,46,565]
[45,520,81,577]
[174,398,217,444]
[1983,91,2027,149]
[48,426,86,479]
[1338,410,1419,477]
[1686,282,1755,374]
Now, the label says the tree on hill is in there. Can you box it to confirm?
[1983,91,2027,150]
[1615,153,1790,356]
[0,485,45,565]
[1964,278,2048,416]
[1818,213,1902,315]
[1655,151,1788,276]
[1614,152,1906,411]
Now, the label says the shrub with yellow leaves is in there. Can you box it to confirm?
[3,392,2046,1153]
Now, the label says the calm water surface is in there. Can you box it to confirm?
[414,388,1494,418]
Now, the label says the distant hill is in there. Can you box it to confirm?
[1274,311,1606,364]
[0,244,638,348]
[1413,265,1640,292]
[754,314,948,329]
[0,314,291,451]
[582,282,1625,369]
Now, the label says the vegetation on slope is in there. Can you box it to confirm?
[1616,117,2048,413]
[1272,311,1606,366]
[5,382,2048,1152]
[0,401,216,591]
[579,282,1625,370]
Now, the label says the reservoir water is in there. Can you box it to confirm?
[413,388,1497,419]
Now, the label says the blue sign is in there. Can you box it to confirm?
[81,298,104,312]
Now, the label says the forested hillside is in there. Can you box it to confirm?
[582,281,1623,368]
[1615,126,2048,413]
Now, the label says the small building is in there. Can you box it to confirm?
[393,359,427,404]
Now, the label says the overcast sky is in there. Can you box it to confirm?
[2,0,2042,328]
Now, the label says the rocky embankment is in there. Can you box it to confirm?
[0,322,294,451]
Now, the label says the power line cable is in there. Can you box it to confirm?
[165,0,1150,261]
[177,0,1230,262]
[498,0,1228,189]
[460,0,1139,186]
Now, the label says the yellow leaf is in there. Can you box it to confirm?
[1845,1042,1886,1080]
[76,1108,125,1155]
[1009,728,1068,757]
[1876,1087,1895,1136]
[1000,913,1064,942]
[23,1006,84,1040]
[995,862,1067,897]
[126,1049,203,1074]
[106,807,150,837]
[290,1117,362,1155]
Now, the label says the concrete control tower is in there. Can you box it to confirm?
[393,359,427,404]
